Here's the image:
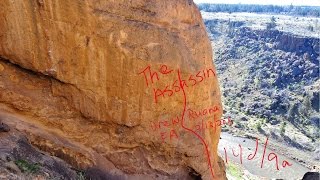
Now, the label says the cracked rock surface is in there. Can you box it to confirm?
[0,0,225,179]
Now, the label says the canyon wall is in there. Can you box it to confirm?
[0,0,225,179]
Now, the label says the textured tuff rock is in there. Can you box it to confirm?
[0,127,78,179]
[0,0,225,179]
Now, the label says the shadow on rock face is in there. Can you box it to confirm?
[85,167,125,180]
[302,172,320,180]
[84,165,203,180]
[0,128,78,179]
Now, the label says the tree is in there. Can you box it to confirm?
[307,25,314,32]
[196,3,320,17]
[280,122,286,135]
[266,16,277,30]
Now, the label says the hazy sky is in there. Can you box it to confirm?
[193,0,320,6]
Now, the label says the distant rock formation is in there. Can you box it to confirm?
[236,28,319,60]
[0,0,224,179]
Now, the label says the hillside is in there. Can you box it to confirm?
[202,11,320,178]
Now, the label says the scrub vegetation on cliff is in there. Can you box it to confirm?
[200,5,319,179]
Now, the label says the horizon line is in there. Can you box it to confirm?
[195,2,320,7]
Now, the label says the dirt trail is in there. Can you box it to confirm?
[218,132,310,179]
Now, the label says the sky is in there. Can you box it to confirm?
[193,0,320,6]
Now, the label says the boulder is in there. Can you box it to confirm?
[0,0,225,179]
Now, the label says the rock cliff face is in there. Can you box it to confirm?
[236,28,319,60]
[0,0,225,179]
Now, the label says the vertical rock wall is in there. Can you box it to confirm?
[0,0,225,179]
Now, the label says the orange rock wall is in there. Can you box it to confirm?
[0,0,225,179]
